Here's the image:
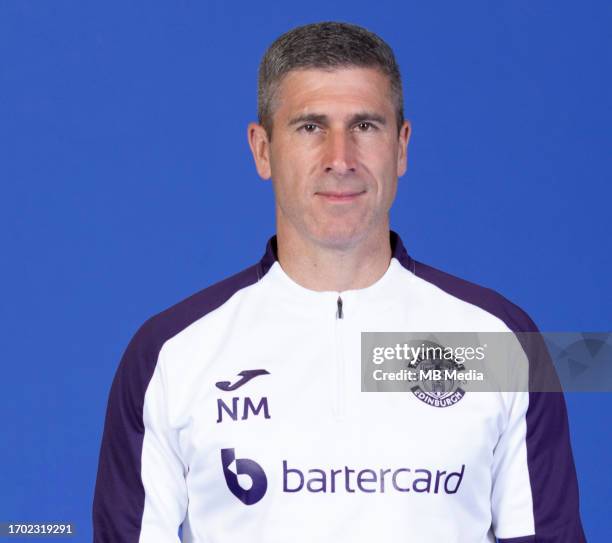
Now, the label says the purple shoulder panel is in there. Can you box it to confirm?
[93,241,276,542]
[391,230,586,542]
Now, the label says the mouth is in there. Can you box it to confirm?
[315,190,367,203]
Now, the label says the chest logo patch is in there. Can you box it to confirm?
[409,344,467,408]
[216,369,270,391]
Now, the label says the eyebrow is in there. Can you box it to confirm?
[287,111,387,127]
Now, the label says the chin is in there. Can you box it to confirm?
[310,223,368,250]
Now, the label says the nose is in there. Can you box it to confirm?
[323,130,357,175]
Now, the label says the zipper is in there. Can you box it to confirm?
[334,295,346,418]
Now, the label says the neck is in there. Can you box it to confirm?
[275,222,392,292]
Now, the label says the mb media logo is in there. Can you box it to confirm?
[221,448,268,505]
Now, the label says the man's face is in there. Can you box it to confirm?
[249,67,411,249]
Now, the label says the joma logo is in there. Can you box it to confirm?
[215,369,270,391]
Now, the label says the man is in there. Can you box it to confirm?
[93,22,585,542]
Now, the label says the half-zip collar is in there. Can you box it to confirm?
[257,231,412,319]
[258,230,414,278]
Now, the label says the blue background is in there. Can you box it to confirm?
[1,1,610,541]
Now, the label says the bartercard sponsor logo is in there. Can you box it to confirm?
[221,448,268,505]
[221,448,465,504]
[283,462,465,494]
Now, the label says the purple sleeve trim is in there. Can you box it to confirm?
[391,231,586,542]
[497,537,536,543]
[93,255,271,542]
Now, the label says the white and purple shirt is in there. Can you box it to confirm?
[93,232,585,542]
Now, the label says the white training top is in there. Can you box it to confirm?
[93,232,585,543]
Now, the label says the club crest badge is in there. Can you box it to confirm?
[408,342,467,408]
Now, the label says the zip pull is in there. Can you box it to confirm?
[336,296,344,319]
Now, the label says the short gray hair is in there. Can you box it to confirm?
[258,21,404,139]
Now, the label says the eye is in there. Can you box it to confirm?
[299,123,320,133]
[355,121,376,132]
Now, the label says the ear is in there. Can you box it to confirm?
[247,122,272,180]
[396,120,412,178]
